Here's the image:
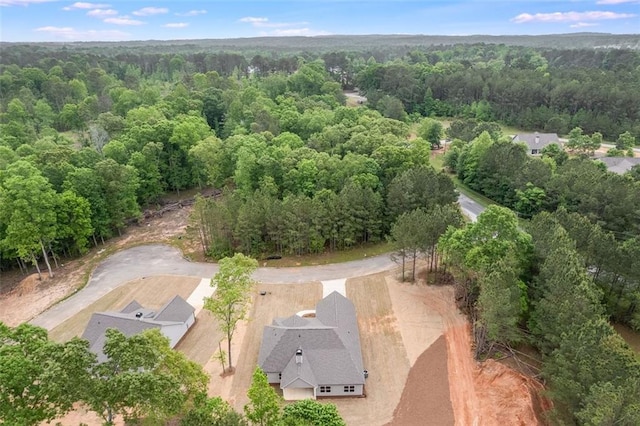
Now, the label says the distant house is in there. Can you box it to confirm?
[512,132,560,155]
[82,295,195,361]
[597,157,640,175]
[258,291,365,400]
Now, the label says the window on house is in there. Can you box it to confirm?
[344,385,355,392]
[319,386,331,393]
[531,149,539,155]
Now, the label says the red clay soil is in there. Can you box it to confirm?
[446,323,546,426]
[388,335,454,426]
[475,359,547,426]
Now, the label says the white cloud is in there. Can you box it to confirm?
[104,16,143,25]
[35,25,129,40]
[512,10,636,23]
[239,16,309,28]
[164,22,188,28]
[570,22,599,28]
[266,28,332,37]
[175,9,206,17]
[86,8,116,17]
[1,0,55,6]
[239,16,268,24]
[62,2,109,10]
[132,6,168,16]
[596,0,640,4]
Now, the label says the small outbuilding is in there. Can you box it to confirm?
[258,291,366,400]
[82,295,195,361]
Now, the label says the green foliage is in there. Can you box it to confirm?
[417,118,443,149]
[282,399,346,426]
[204,253,258,371]
[244,367,281,426]
[85,328,207,425]
[0,160,58,277]
[477,257,526,345]
[0,323,94,426]
[439,205,532,276]
[181,395,247,426]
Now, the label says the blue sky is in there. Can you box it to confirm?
[1,0,638,42]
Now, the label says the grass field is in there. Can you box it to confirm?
[261,241,394,267]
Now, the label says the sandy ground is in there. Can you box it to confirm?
[0,207,192,327]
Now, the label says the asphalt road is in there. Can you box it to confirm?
[30,194,486,331]
[458,192,486,222]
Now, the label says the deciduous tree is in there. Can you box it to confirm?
[204,253,258,371]
[244,367,281,426]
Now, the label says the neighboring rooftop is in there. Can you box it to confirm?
[512,132,560,154]
[597,157,640,175]
[82,295,195,362]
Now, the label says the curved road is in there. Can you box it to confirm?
[31,194,485,331]
[30,245,397,330]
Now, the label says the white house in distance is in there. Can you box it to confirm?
[82,295,195,361]
[512,132,560,156]
[258,291,366,400]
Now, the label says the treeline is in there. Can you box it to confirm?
[2,42,639,138]
[443,126,640,329]
[0,55,456,275]
[193,164,456,258]
[357,55,640,139]
[440,205,640,424]
[2,33,639,59]
[444,126,640,237]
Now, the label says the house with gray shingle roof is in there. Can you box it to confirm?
[258,291,365,400]
[597,157,640,175]
[512,132,560,155]
[82,295,195,362]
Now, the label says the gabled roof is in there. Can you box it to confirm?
[512,132,559,151]
[258,291,365,388]
[155,295,195,322]
[82,295,194,362]
[597,157,640,174]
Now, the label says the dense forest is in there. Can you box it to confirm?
[1,35,640,424]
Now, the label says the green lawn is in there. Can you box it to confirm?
[261,241,394,267]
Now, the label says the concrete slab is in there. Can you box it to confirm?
[187,278,215,315]
[321,278,346,297]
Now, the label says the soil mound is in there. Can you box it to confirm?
[476,359,546,425]
[388,335,454,426]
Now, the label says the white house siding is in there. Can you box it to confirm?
[184,313,195,329]
[266,372,281,384]
[161,323,189,348]
[283,387,315,400]
[318,384,364,397]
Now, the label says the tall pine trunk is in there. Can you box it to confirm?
[31,253,42,280]
[40,241,53,278]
